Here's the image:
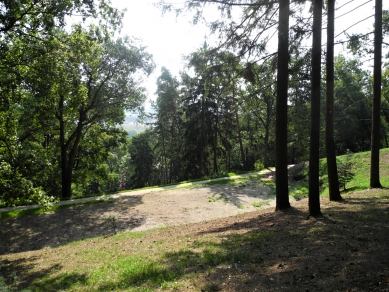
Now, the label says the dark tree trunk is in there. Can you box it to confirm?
[325,0,342,201]
[370,0,383,188]
[275,0,290,210]
[58,95,71,199]
[57,95,86,198]
[60,129,71,198]
[308,0,322,216]
[236,111,246,170]
[264,127,269,168]
[263,98,272,168]
[214,104,219,174]
[233,87,246,170]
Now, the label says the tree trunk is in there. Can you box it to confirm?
[308,0,322,216]
[58,95,71,199]
[233,86,246,170]
[370,0,383,188]
[236,111,246,170]
[263,127,269,168]
[325,0,342,201]
[275,0,290,210]
[263,97,272,168]
[214,104,219,174]
[57,95,85,198]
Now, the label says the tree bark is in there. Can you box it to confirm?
[58,95,71,199]
[275,0,290,210]
[57,94,86,198]
[370,0,383,188]
[325,0,342,201]
[214,104,219,174]
[233,86,246,170]
[308,0,322,216]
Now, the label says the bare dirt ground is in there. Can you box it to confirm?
[1,181,389,291]
[0,180,278,255]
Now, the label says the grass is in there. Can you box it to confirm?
[207,193,229,203]
[285,148,389,200]
[252,200,271,208]
[320,148,389,195]
[2,148,389,291]
[3,148,388,221]
[0,198,113,221]
[2,189,389,291]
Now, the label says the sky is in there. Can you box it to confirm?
[107,0,388,116]
[110,0,210,112]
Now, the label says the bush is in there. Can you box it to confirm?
[337,149,355,190]
[0,162,57,209]
[254,160,264,171]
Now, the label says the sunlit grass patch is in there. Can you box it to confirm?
[252,200,271,208]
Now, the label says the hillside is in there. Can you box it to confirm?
[1,149,389,291]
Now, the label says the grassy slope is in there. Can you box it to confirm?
[289,148,389,200]
[1,148,389,291]
[2,190,389,292]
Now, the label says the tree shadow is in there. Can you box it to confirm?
[0,194,146,255]
[4,193,389,291]
[203,181,275,209]
[156,203,389,291]
[1,257,87,290]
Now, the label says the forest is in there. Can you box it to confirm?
[0,0,388,214]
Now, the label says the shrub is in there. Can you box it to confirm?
[337,149,355,191]
[254,160,264,171]
[0,162,57,209]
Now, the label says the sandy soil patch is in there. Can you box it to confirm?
[0,180,279,255]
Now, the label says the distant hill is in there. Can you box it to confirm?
[122,112,153,137]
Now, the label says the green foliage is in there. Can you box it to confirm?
[129,132,155,189]
[105,214,118,235]
[337,149,356,191]
[0,162,57,208]
[0,21,154,199]
[254,160,265,171]
[0,198,113,221]
[0,272,19,292]
[333,56,371,153]
[252,200,270,208]
[0,262,30,292]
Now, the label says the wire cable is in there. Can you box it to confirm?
[334,14,374,39]
[335,0,372,20]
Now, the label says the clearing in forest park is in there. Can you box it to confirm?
[1,177,389,291]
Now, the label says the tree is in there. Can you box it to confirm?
[288,50,311,164]
[180,73,218,178]
[274,0,291,210]
[325,0,342,201]
[308,0,322,216]
[4,27,154,199]
[129,132,155,189]
[333,56,371,153]
[0,0,121,36]
[154,67,183,184]
[243,62,276,168]
[0,0,123,205]
[370,0,383,188]
[337,149,355,191]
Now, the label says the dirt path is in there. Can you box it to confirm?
[0,174,289,255]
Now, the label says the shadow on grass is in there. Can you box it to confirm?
[88,197,389,292]
[0,195,145,255]
[191,177,275,209]
[1,257,87,291]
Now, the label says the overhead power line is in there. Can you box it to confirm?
[335,0,371,11]
[334,14,374,39]
[335,0,371,19]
